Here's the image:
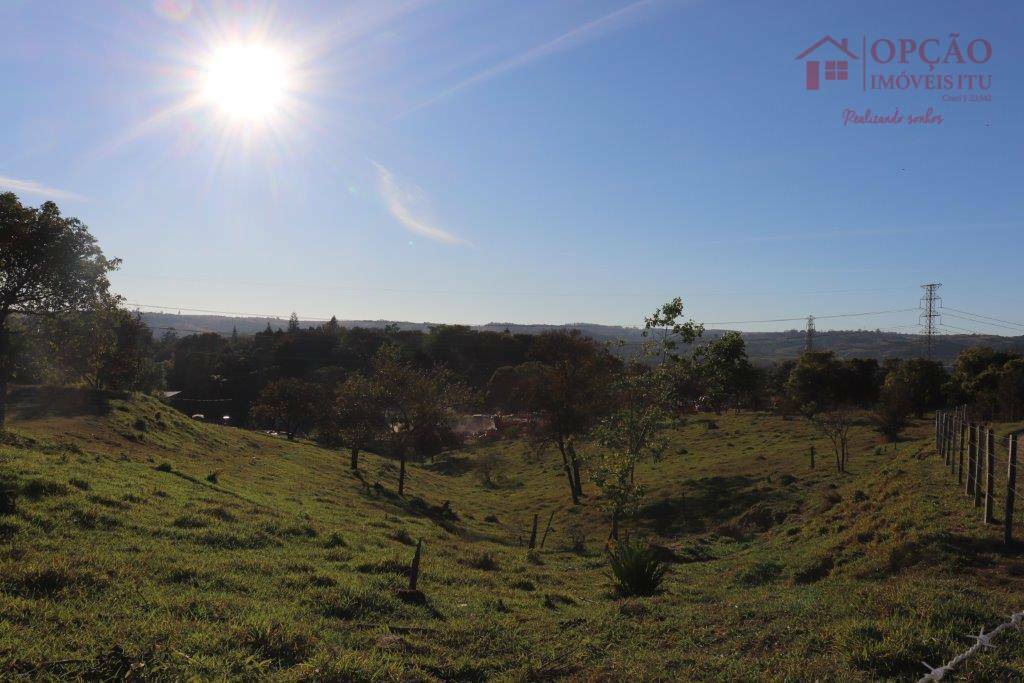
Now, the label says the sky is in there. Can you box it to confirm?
[1,0,1022,333]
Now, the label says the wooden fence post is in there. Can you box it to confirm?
[974,425,985,508]
[957,417,966,484]
[528,513,539,549]
[966,424,976,497]
[984,428,996,523]
[1005,436,1017,546]
[946,413,953,468]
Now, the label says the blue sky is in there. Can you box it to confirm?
[2,0,1022,332]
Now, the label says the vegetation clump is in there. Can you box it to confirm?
[608,538,669,597]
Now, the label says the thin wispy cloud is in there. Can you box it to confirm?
[0,175,87,202]
[373,162,470,246]
[405,0,667,115]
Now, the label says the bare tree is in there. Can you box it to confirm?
[813,408,854,473]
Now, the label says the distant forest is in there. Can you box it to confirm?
[136,311,1024,366]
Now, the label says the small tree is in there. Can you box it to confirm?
[874,375,912,444]
[329,373,385,471]
[0,193,120,427]
[591,363,672,540]
[521,330,617,505]
[47,305,163,392]
[252,378,321,440]
[474,450,508,488]
[813,408,854,473]
[372,344,469,495]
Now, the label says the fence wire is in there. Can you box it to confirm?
[917,610,1024,681]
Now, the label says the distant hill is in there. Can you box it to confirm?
[136,312,1024,365]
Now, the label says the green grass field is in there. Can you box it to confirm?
[1,390,1023,680]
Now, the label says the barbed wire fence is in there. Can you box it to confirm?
[917,610,1024,682]
[921,408,1023,680]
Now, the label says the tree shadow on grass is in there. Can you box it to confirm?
[7,386,119,420]
[639,474,786,536]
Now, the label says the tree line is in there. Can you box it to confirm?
[4,192,1024,536]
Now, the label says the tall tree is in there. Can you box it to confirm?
[372,344,468,495]
[522,330,617,505]
[251,378,321,440]
[48,305,163,391]
[327,372,385,471]
[0,193,119,427]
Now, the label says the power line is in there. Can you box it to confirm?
[942,313,1024,334]
[704,308,918,326]
[941,306,1024,330]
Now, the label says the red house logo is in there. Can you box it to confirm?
[795,36,859,90]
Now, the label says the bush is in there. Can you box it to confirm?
[608,539,669,597]
[465,552,499,571]
[155,462,173,473]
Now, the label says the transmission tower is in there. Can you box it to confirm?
[805,315,815,353]
[919,283,942,359]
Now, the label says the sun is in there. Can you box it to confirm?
[202,44,290,121]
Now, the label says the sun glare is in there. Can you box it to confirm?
[202,44,289,121]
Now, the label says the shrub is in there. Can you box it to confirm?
[465,552,499,571]
[566,523,588,555]
[324,532,348,548]
[608,539,669,597]
[22,479,69,500]
[155,462,173,473]
[736,560,783,586]
[236,621,317,666]
[205,471,219,484]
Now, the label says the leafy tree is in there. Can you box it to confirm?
[590,363,673,539]
[688,332,755,411]
[328,373,385,470]
[842,357,882,406]
[288,312,300,333]
[786,351,845,413]
[47,305,163,392]
[874,374,912,443]
[642,297,703,364]
[521,330,617,505]
[887,358,946,417]
[372,344,469,495]
[0,193,120,427]
[997,358,1024,421]
[252,378,322,440]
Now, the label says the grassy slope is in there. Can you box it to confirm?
[1,393,1023,681]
